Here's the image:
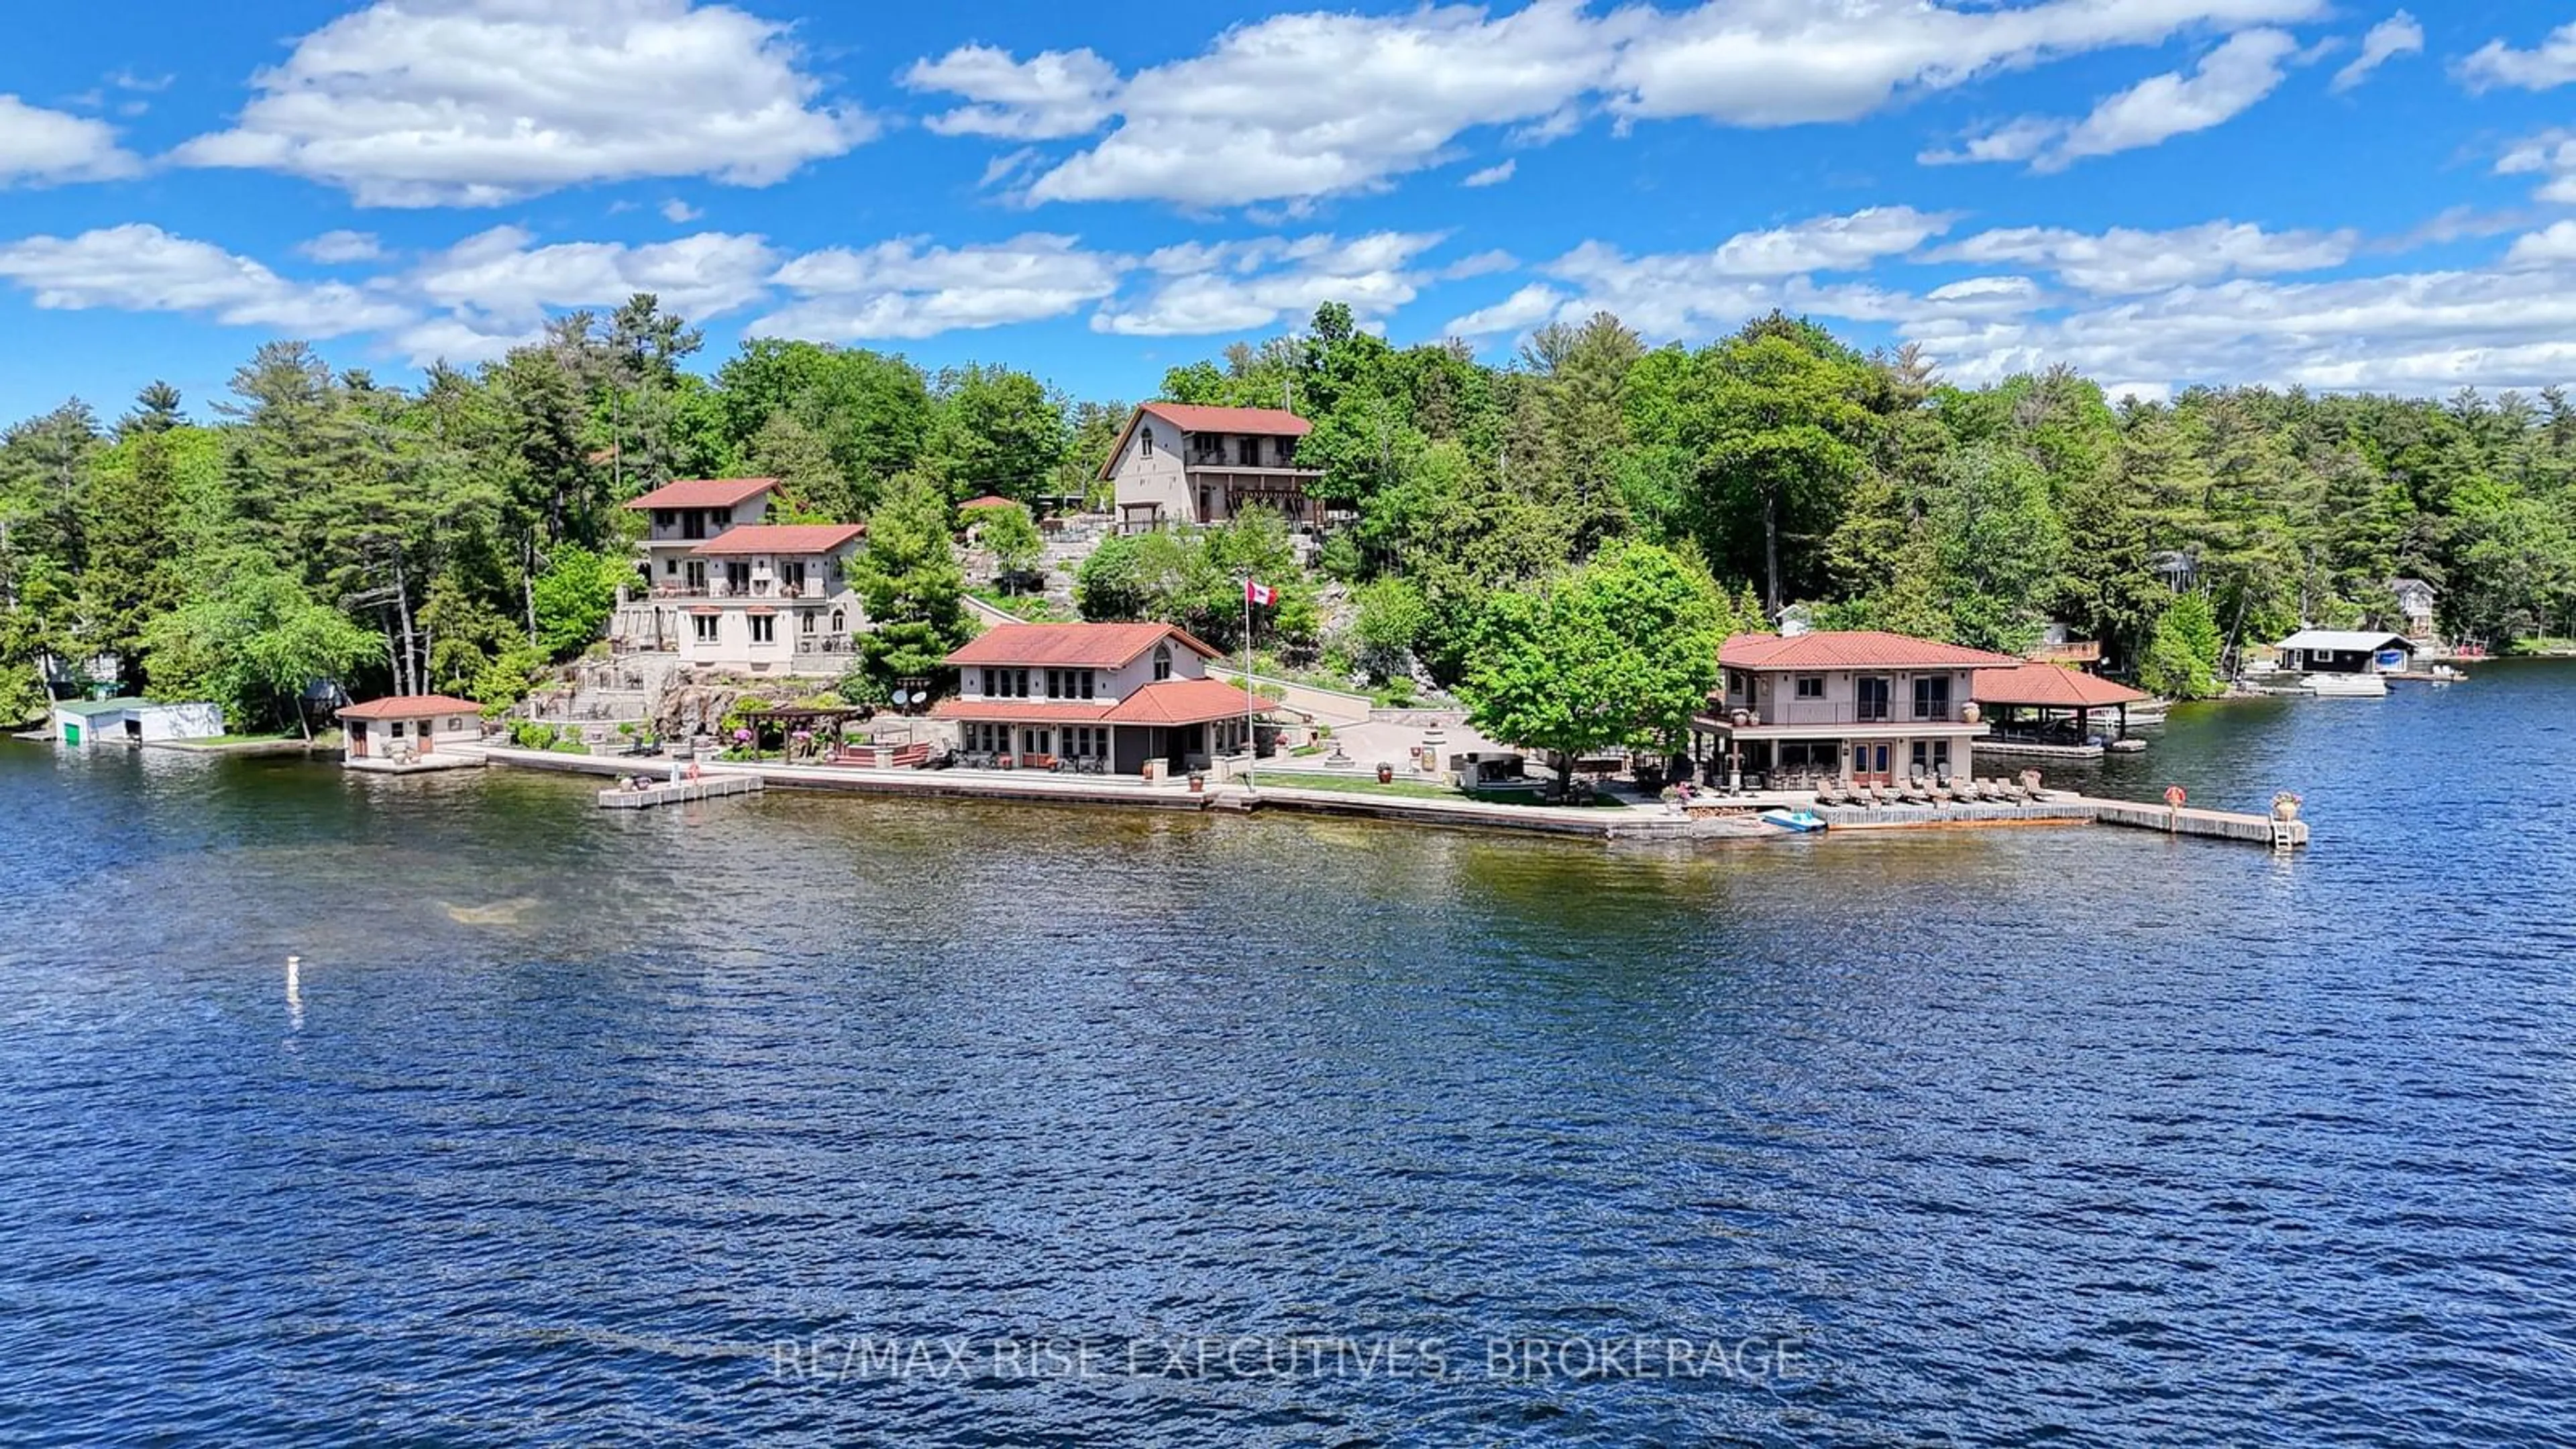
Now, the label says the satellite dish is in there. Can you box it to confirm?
[894,688,914,706]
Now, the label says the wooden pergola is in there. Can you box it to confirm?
[732,705,873,763]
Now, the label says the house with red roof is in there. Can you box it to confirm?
[1102,402,1323,531]
[931,621,1263,776]
[608,477,867,674]
[339,694,485,771]
[1693,630,2023,790]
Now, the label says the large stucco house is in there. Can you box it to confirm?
[930,622,1260,776]
[1693,630,2022,789]
[608,476,866,676]
[1103,404,1324,531]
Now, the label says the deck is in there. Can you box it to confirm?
[596,774,763,809]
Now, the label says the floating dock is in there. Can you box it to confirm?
[596,774,762,809]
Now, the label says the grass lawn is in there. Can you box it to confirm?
[1251,770,1463,801]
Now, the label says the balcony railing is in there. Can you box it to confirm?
[647,581,826,601]
[1715,701,1976,726]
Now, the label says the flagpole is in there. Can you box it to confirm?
[1242,576,1256,792]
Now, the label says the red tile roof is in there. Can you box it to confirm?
[958,494,1020,510]
[1720,631,2024,670]
[623,476,779,511]
[1971,662,2152,709]
[945,621,1219,669]
[929,698,1116,724]
[339,694,482,720]
[1104,678,1263,727]
[687,524,865,556]
[1139,403,1312,437]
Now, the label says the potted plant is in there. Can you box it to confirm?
[1188,771,1205,792]
[1376,761,1395,784]
[2271,790,2303,822]
[1960,701,1982,724]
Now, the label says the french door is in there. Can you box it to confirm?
[1852,742,1893,786]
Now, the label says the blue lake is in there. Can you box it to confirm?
[2,664,2572,1444]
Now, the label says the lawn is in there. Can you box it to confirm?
[1250,769,1463,800]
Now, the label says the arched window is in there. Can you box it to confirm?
[830,608,845,634]
[1140,425,1155,459]
[1152,643,1173,681]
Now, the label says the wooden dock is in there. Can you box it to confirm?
[596,774,762,809]
[1816,793,2305,849]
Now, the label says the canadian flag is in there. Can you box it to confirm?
[1244,579,1277,607]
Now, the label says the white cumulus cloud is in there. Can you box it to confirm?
[757,233,1124,341]
[2459,21,2576,93]
[1462,158,1516,188]
[2331,12,2423,93]
[297,229,385,264]
[1093,231,1446,335]
[173,0,873,207]
[906,46,1121,140]
[0,94,142,185]
[1936,221,2357,294]
[0,224,411,335]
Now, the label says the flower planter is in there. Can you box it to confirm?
[1376,764,1395,784]
[1188,773,1205,793]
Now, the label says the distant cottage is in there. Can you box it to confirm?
[606,477,867,676]
[51,698,223,747]
[1102,404,1322,531]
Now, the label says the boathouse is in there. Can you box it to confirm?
[1693,631,2020,790]
[52,697,223,746]
[932,622,1263,777]
[340,694,484,771]
[2273,629,2416,675]
[1971,663,2151,755]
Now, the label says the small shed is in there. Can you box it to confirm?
[2273,630,2416,676]
[340,694,485,769]
[53,697,224,746]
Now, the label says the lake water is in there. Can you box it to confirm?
[3,665,2573,1445]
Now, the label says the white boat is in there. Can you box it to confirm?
[2304,672,2389,698]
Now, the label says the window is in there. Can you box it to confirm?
[654,509,674,529]
[1152,643,1173,682]
[1067,726,1108,759]
[664,558,679,576]
[750,615,775,645]
[1236,436,1258,466]
[1856,676,1891,722]
[830,609,845,633]
[1794,676,1825,700]
[800,612,816,635]
[388,720,407,739]
[1911,740,1953,775]
[682,510,708,540]
[1045,669,1096,700]
[1140,427,1154,459]
[692,614,718,643]
[782,561,807,592]
[983,667,1030,698]
[1912,676,1950,720]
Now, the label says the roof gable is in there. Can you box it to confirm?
[339,694,484,720]
[624,477,779,511]
[1970,663,2150,709]
[945,621,1220,669]
[686,524,866,556]
[1721,631,2024,670]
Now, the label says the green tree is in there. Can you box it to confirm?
[78,419,186,691]
[852,474,969,686]
[2137,591,2225,700]
[973,501,1045,591]
[1461,539,1727,792]
[922,365,1068,503]
[142,553,376,736]
[530,545,628,659]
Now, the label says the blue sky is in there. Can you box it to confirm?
[3,1,2575,422]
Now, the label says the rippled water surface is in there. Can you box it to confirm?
[4,665,2574,1445]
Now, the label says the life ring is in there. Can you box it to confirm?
[2163,784,2186,808]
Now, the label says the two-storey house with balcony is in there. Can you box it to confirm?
[930,622,1261,776]
[1104,404,1324,531]
[1693,631,2022,790]
[610,477,867,675]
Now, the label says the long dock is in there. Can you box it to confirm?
[596,774,762,809]
[487,747,2305,849]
